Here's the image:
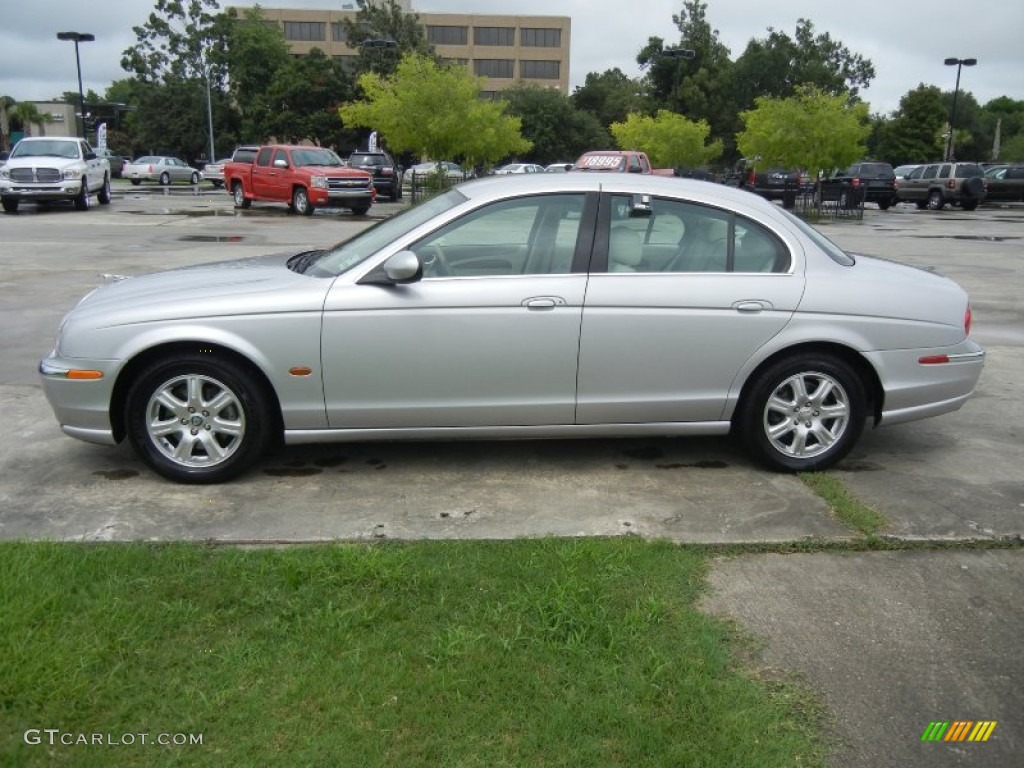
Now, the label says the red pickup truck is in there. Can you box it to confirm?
[571,150,675,176]
[224,144,375,216]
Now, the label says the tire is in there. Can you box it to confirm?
[232,182,250,209]
[190,171,200,185]
[130,179,141,186]
[350,204,370,216]
[2,198,18,213]
[739,353,866,472]
[159,172,171,186]
[963,177,985,198]
[914,200,928,210]
[74,179,90,211]
[97,175,111,205]
[926,190,945,210]
[124,355,273,483]
[292,187,313,216]
[960,200,979,211]
[877,199,891,211]
[389,185,399,202]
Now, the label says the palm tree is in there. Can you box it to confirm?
[0,95,14,150]
[8,101,55,139]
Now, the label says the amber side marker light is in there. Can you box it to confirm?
[65,370,104,380]
[289,366,314,377]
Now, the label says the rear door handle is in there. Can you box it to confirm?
[733,300,772,313]
[522,296,566,310]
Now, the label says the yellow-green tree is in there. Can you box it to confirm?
[736,85,870,176]
[339,53,530,168]
[610,110,722,168]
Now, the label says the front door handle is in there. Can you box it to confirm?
[522,296,566,310]
[733,300,772,313]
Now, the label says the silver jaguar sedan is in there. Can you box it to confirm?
[39,174,985,483]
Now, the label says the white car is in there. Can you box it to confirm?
[494,163,546,175]
[0,136,111,213]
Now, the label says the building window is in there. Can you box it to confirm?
[283,21,325,41]
[442,57,469,68]
[521,28,561,47]
[521,60,560,79]
[427,25,468,45]
[331,22,347,43]
[474,59,514,78]
[474,27,514,46]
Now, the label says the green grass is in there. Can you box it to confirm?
[799,472,888,536]
[0,540,827,767]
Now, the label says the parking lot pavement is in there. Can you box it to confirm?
[703,549,1024,768]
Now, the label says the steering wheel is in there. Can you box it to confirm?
[417,245,451,277]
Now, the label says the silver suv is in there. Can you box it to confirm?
[895,161,986,211]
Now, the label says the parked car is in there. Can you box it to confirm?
[817,162,898,210]
[0,136,111,213]
[749,168,810,207]
[200,158,232,189]
[348,150,403,201]
[407,161,467,182]
[494,163,546,175]
[124,156,201,186]
[893,164,919,179]
[93,147,126,178]
[982,164,1024,203]
[895,162,987,210]
[545,162,574,173]
[39,174,984,483]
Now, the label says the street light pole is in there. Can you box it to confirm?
[944,56,977,162]
[56,31,95,140]
[200,49,216,163]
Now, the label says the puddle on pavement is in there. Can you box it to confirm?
[92,469,140,480]
[655,460,729,469]
[911,235,1021,242]
[177,235,246,243]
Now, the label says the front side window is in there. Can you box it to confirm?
[255,148,274,167]
[412,194,585,278]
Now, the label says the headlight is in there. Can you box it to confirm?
[311,175,327,189]
[62,168,83,180]
[0,168,10,180]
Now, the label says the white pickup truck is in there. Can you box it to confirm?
[0,136,111,213]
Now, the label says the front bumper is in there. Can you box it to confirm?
[39,352,119,445]
[1,179,84,201]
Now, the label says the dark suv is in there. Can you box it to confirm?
[818,162,898,210]
[895,162,987,210]
[348,151,403,201]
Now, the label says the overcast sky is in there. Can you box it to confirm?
[1,0,1020,115]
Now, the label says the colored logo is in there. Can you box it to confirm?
[921,721,997,742]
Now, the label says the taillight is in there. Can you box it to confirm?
[965,305,972,335]
[852,178,860,187]
[148,165,154,173]
[946,178,955,189]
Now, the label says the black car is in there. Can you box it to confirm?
[818,162,898,210]
[348,150,403,201]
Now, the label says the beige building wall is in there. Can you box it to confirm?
[247,6,571,95]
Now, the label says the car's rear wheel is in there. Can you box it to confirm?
[292,187,314,216]
[927,190,945,210]
[159,172,171,186]
[190,171,200,185]
[739,354,866,472]
[98,175,111,205]
[74,179,90,211]
[130,179,141,186]
[232,182,250,209]
[125,355,273,483]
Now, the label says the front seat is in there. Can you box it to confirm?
[608,225,644,272]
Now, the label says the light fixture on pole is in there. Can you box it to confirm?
[943,57,977,162]
[56,31,95,140]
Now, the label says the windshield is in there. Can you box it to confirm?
[292,148,345,167]
[12,140,79,159]
[775,207,855,266]
[350,153,386,165]
[304,189,468,277]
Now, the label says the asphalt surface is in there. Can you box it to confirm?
[1,183,1021,766]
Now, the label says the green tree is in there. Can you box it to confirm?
[0,95,14,150]
[339,53,530,169]
[224,6,292,141]
[264,50,356,148]
[571,68,651,129]
[503,85,610,165]
[7,102,55,137]
[871,85,947,165]
[341,0,435,78]
[736,86,870,178]
[610,110,722,168]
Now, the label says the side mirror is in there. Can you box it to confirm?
[273,158,289,169]
[359,250,423,286]
[85,151,97,160]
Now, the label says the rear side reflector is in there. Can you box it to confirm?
[918,355,950,365]
[965,305,972,335]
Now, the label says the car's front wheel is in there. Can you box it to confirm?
[125,355,273,483]
[74,179,90,210]
[927,190,945,210]
[190,171,200,185]
[292,187,314,216]
[739,354,866,472]
[159,172,171,186]
[2,198,18,213]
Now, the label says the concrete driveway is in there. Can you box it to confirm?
[1,186,1021,767]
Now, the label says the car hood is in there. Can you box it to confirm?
[66,251,331,327]
[301,165,370,176]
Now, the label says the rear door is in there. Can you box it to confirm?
[576,192,805,424]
